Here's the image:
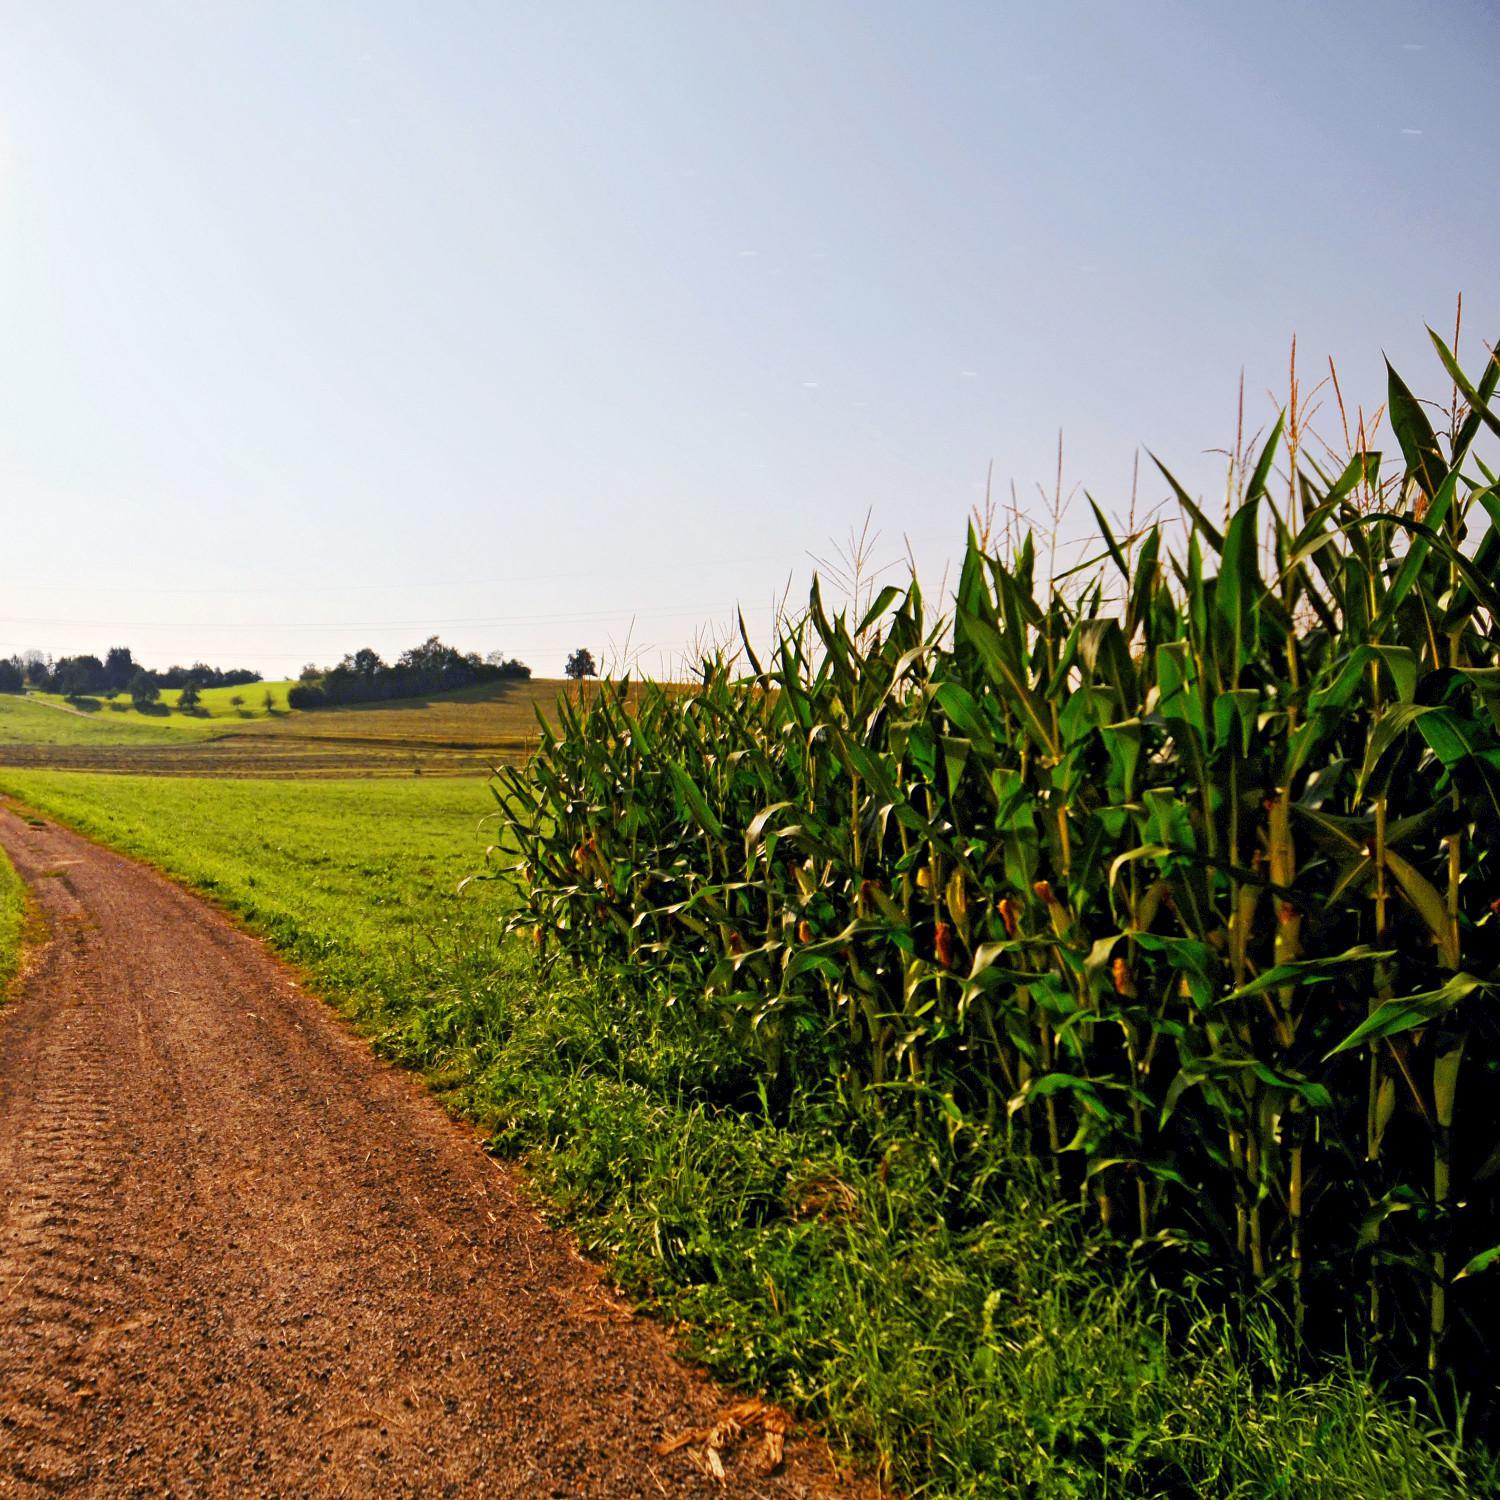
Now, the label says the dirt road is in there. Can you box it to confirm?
[0,808,852,1498]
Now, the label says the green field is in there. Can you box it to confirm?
[0,678,567,775]
[0,692,216,746]
[0,840,25,992]
[0,767,1484,1498]
[0,773,506,990]
[33,679,299,724]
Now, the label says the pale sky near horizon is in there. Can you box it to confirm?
[1,1,1496,680]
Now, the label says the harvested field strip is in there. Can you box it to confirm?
[0,744,511,777]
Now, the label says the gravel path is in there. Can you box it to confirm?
[0,807,858,1498]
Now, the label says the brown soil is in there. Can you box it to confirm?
[0,809,867,1498]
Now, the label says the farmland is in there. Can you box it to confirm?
[5,338,1499,1493]
[0,677,566,776]
[0,691,215,746]
[0,773,505,978]
[30,678,299,723]
[487,341,1500,1486]
[1,749,1491,1495]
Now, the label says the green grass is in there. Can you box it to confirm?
[0,767,1489,1498]
[0,840,25,992]
[0,772,503,989]
[31,679,297,725]
[0,693,213,745]
[0,679,563,773]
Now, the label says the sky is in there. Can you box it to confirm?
[1,1,1496,680]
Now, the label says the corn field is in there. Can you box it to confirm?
[493,331,1500,1391]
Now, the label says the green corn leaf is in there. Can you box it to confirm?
[1371,467,1461,639]
[1427,328,1500,446]
[1008,1072,1111,1120]
[745,801,796,850]
[1223,946,1390,1003]
[1087,494,1131,580]
[857,584,904,638]
[1456,1244,1500,1282]
[1151,452,1225,552]
[957,613,1058,758]
[1325,450,1382,506]
[934,680,993,748]
[1085,1156,1191,1189]
[1387,357,1447,504]
[1382,848,1458,965]
[1356,700,1433,800]
[666,761,724,839]
[1325,974,1483,1057]
[1244,411,1285,503]
[1212,689,1258,755]
[1127,525,1161,642]
[1372,645,1419,705]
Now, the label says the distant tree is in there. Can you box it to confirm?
[178,681,202,712]
[262,688,276,713]
[56,654,106,697]
[104,646,136,693]
[344,647,386,678]
[286,682,328,709]
[398,636,465,678]
[564,648,597,683]
[0,659,23,694]
[230,693,245,711]
[128,670,160,709]
[279,639,527,711]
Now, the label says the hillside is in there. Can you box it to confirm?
[31,680,299,722]
[0,678,577,775]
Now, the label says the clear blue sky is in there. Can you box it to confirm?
[1,1,1495,679]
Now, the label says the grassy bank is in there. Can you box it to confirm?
[0,768,1488,1496]
[0,839,25,992]
[0,693,220,746]
[32,679,298,723]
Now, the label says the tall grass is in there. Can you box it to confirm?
[494,328,1500,1395]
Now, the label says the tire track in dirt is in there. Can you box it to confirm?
[0,864,148,1493]
[0,808,864,1498]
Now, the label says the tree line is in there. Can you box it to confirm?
[286,637,530,709]
[0,647,261,703]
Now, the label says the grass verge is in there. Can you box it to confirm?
[0,769,1490,1497]
[0,839,26,993]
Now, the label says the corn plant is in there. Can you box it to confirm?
[491,328,1500,1392]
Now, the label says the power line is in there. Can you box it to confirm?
[0,602,745,632]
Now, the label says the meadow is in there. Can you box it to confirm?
[0,773,504,990]
[0,691,215,746]
[0,677,563,775]
[0,766,1488,1497]
[32,678,299,723]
